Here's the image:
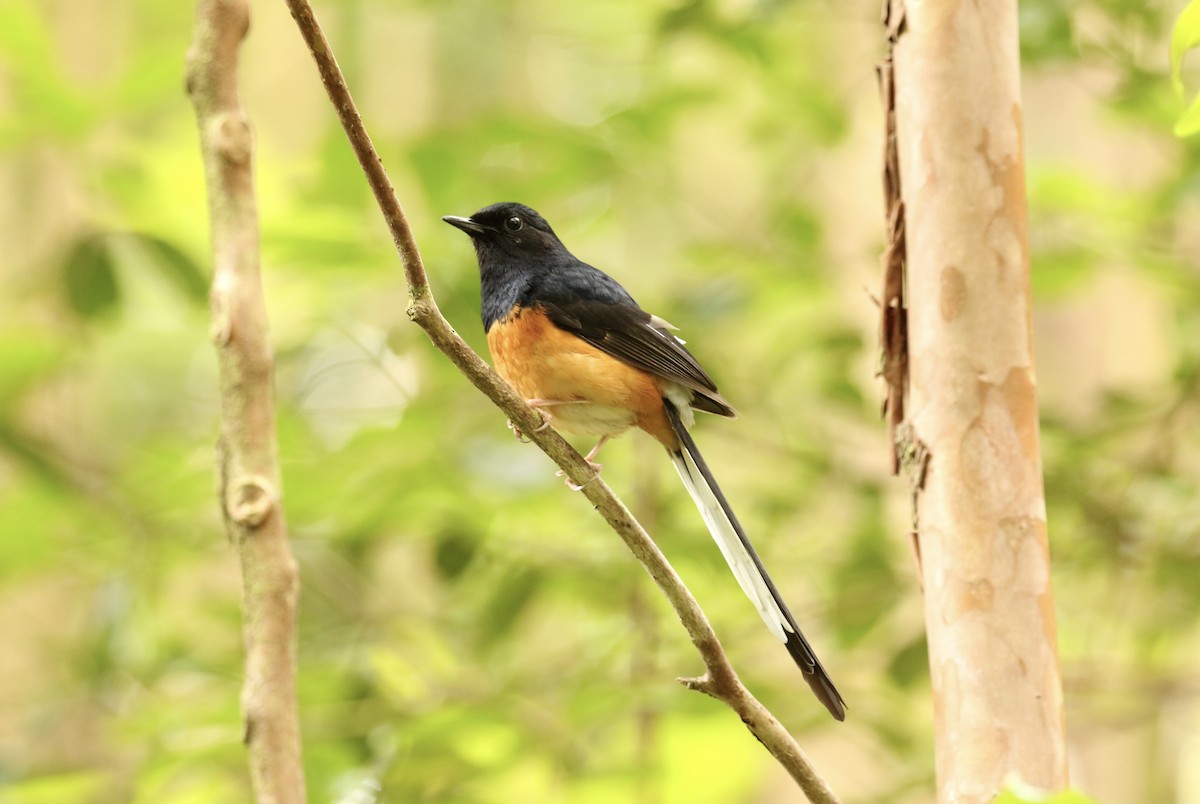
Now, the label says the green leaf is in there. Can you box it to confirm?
[995,781,1100,804]
[1170,0,1200,96]
[1174,91,1200,136]
[61,235,120,318]
[1171,0,1200,136]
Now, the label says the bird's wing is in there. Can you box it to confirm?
[540,298,735,417]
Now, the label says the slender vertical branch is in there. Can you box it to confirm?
[278,1,839,801]
[187,1,306,801]
[885,0,1069,800]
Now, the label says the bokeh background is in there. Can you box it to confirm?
[2,0,1199,801]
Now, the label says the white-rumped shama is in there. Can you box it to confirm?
[444,202,845,721]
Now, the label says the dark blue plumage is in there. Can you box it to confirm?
[459,202,637,331]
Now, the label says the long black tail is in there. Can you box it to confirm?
[664,401,845,721]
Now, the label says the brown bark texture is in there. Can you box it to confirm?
[890,0,1069,800]
[187,0,307,800]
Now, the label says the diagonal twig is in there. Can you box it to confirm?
[281,1,840,800]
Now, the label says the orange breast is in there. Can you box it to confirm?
[487,306,678,448]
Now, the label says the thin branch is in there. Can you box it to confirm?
[630,439,664,804]
[281,1,839,801]
[187,1,307,801]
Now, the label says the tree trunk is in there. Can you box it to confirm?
[890,0,1069,800]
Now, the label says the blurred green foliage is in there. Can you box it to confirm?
[1171,0,1200,134]
[0,0,1198,802]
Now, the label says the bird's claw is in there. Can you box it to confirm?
[506,419,530,443]
[556,469,585,491]
[555,459,602,492]
[507,413,550,440]
[522,401,555,434]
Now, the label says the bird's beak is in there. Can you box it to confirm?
[442,215,488,235]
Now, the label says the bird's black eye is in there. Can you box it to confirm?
[504,216,523,232]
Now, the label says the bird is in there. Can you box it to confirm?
[444,202,845,721]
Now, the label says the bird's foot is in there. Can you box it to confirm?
[555,458,602,491]
[525,398,574,434]
[508,399,560,441]
[583,436,609,466]
[555,436,608,490]
[507,419,530,443]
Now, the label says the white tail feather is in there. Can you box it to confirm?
[669,449,789,643]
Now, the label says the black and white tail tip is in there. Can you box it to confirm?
[664,402,846,721]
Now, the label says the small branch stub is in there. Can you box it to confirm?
[212,112,253,164]
[210,284,234,345]
[228,475,277,528]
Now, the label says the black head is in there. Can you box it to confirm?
[442,202,568,265]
